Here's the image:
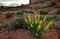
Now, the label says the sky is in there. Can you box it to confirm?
[0,0,29,6]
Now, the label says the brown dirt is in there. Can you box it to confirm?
[0,14,14,23]
[0,29,35,39]
[0,29,60,39]
[42,29,60,39]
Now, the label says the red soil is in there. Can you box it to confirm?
[0,29,60,39]
[42,29,60,39]
[0,29,35,39]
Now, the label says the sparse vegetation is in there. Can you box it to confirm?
[17,12,23,15]
[50,24,60,30]
[51,14,60,21]
[46,14,60,21]
[0,0,60,39]
[55,9,60,14]
[0,23,8,30]
[39,9,48,15]
[50,1,56,7]
[5,13,14,18]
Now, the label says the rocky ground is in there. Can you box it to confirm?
[0,29,60,39]
[0,29,35,39]
[0,0,60,39]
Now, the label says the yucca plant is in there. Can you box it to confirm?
[24,13,53,38]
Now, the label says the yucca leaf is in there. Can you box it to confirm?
[28,26,30,29]
[31,20,34,24]
[35,20,38,24]
[25,18,28,24]
[37,20,43,30]
[30,22,33,28]
[28,15,31,22]
[44,20,53,31]
[43,15,47,22]
[37,13,40,22]
[35,13,38,21]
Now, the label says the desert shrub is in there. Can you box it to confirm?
[24,13,53,38]
[46,16,52,21]
[8,19,21,30]
[0,20,17,31]
[51,14,60,21]
[17,9,33,14]
[1,23,8,28]
[24,10,33,14]
[17,11,23,15]
[55,9,60,14]
[39,9,48,15]
[0,19,22,31]
[5,13,14,18]
[0,23,8,30]
[15,18,26,29]
[7,17,27,31]
[50,1,56,7]
[50,24,60,30]
[46,14,60,21]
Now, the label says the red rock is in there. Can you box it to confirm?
[0,29,35,39]
[42,29,59,39]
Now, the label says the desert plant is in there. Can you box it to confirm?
[1,23,8,28]
[50,24,60,30]
[24,13,53,38]
[17,11,23,15]
[39,9,48,15]
[51,14,60,21]
[50,1,56,7]
[7,17,27,31]
[5,13,14,18]
[55,9,60,14]
[46,16,52,21]
[0,23,8,31]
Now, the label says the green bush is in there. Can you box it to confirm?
[5,13,14,18]
[17,9,33,15]
[1,23,8,28]
[0,19,25,31]
[0,23,8,31]
[8,17,27,30]
[17,11,23,15]
[50,24,60,30]
[52,14,60,21]
[39,9,48,15]
[50,1,56,7]
[46,14,60,21]
[55,9,60,14]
